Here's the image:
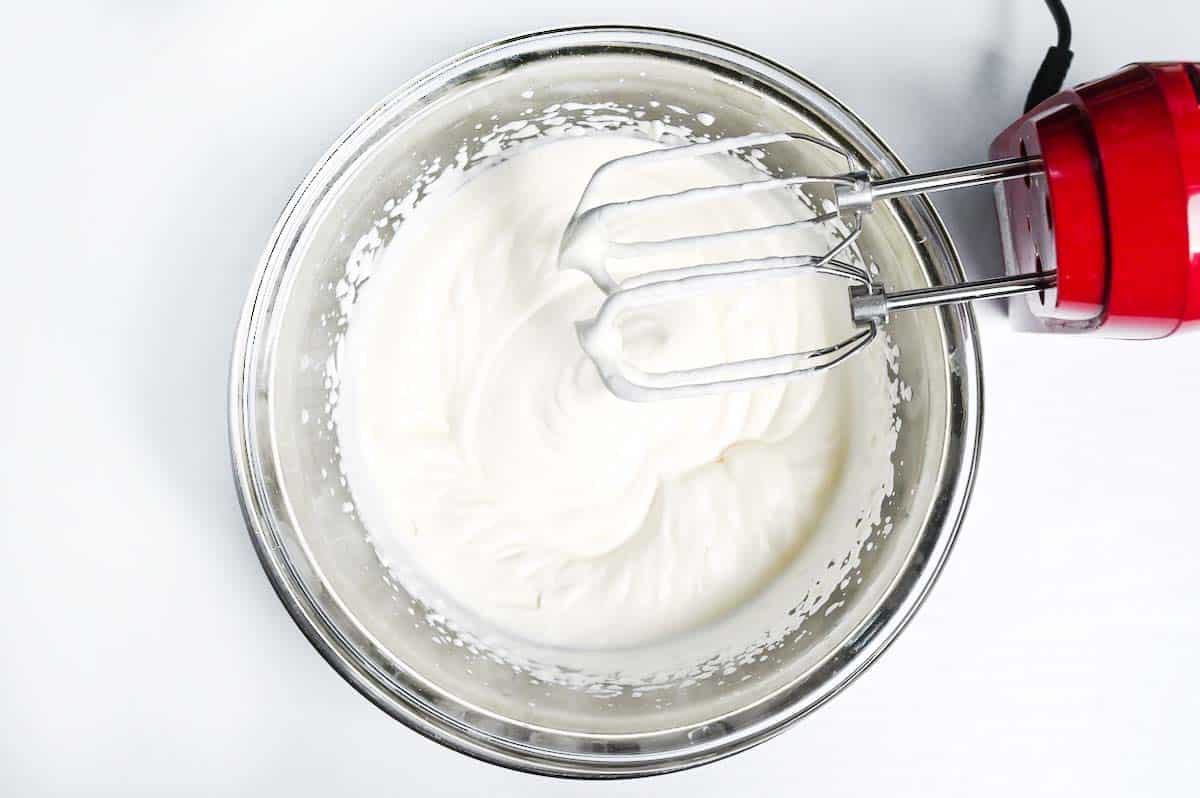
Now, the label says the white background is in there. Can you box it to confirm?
[4,1,1199,795]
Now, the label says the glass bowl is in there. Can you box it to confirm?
[229,26,982,778]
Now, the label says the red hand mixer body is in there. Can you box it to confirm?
[991,62,1200,338]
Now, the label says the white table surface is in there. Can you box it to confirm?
[4,2,1199,794]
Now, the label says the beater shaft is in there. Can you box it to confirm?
[850,271,1058,325]
[837,156,1044,212]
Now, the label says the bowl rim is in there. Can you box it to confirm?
[228,24,983,779]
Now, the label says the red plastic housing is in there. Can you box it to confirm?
[990,62,1200,337]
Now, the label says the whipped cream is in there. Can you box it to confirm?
[336,134,876,649]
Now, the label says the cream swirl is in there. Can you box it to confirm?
[336,135,854,648]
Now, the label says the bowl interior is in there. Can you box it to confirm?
[236,28,977,775]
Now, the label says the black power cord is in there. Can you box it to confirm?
[1024,0,1074,112]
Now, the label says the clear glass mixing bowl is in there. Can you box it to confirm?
[229,26,982,777]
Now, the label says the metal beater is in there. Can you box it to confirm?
[561,133,1054,401]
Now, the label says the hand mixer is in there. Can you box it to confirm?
[560,60,1200,402]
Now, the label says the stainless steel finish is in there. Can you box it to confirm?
[579,254,878,401]
[230,26,983,778]
[559,132,862,292]
[563,136,1042,401]
[851,270,1058,325]
[862,156,1044,205]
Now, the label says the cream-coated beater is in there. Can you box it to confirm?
[559,133,1059,401]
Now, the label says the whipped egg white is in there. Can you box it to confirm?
[336,134,890,649]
